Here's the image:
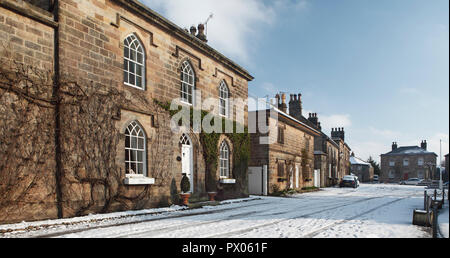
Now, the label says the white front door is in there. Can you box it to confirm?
[290,166,294,189]
[248,167,263,195]
[180,134,194,193]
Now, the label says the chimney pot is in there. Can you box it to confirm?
[196,23,207,42]
[190,25,197,36]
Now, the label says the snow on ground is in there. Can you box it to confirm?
[438,201,449,238]
[0,184,433,238]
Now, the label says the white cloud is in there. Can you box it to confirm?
[368,126,401,139]
[142,0,277,64]
[351,141,388,163]
[319,114,352,133]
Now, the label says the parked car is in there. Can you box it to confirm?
[373,175,379,182]
[399,178,423,186]
[340,175,360,188]
[443,181,449,189]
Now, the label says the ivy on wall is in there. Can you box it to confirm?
[154,100,250,194]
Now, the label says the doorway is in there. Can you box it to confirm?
[180,134,194,193]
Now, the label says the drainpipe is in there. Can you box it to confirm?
[51,0,63,219]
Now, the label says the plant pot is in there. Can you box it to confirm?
[207,192,217,202]
[180,193,191,206]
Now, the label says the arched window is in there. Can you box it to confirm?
[220,141,230,178]
[180,61,195,105]
[219,80,229,117]
[124,34,145,89]
[125,121,147,175]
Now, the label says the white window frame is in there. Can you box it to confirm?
[180,61,195,105]
[418,157,424,166]
[219,141,230,179]
[219,80,229,117]
[403,158,409,167]
[125,121,147,176]
[123,34,145,90]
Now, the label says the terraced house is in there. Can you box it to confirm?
[249,94,321,195]
[0,0,253,224]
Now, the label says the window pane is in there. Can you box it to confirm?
[130,49,136,61]
[130,150,136,162]
[129,62,135,74]
[136,65,142,76]
[129,75,135,85]
[131,137,137,148]
[137,53,143,64]
[124,71,129,84]
[124,47,129,59]
[130,163,136,174]
[125,149,130,161]
[125,135,130,148]
[136,76,142,88]
[138,138,144,150]
[137,163,143,175]
[137,151,143,162]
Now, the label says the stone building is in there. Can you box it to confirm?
[350,153,374,182]
[380,141,437,183]
[0,0,253,224]
[304,113,340,187]
[249,94,321,194]
[289,97,351,188]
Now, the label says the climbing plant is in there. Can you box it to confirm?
[155,100,250,194]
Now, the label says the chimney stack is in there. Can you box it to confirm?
[288,93,303,121]
[307,113,320,130]
[279,93,287,113]
[392,142,398,151]
[196,23,207,42]
[421,140,427,151]
[331,128,345,141]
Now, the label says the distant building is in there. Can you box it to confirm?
[331,128,352,182]
[380,141,437,183]
[350,153,374,182]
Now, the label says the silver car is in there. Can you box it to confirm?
[400,178,423,186]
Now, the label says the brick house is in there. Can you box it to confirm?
[249,94,321,194]
[380,141,437,183]
[350,153,374,182]
[0,0,253,224]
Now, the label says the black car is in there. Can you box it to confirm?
[340,176,359,188]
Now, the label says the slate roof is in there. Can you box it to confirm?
[382,146,438,156]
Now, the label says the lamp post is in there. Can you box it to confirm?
[439,140,443,190]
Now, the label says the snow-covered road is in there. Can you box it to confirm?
[0,184,436,238]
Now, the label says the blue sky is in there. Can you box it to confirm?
[143,0,449,164]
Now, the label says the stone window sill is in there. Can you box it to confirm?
[124,174,155,185]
